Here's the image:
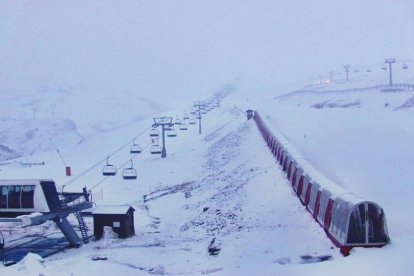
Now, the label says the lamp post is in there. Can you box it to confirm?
[153,117,173,158]
[193,101,205,135]
[343,65,350,81]
[385,58,396,85]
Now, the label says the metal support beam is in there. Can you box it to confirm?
[385,58,396,86]
[153,117,173,158]
[193,101,206,135]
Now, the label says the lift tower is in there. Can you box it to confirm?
[153,117,173,158]
[193,101,206,135]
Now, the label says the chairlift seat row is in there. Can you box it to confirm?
[150,144,162,154]
[123,168,137,180]
[130,140,142,154]
[103,157,117,176]
[150,129,160,137]
[167,130,177,137]
[122,159,137,180]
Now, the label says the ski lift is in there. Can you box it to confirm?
[183,113,190,120]
[189,117,196,124]
[130,139,142,154]
[149,128,160,137]
[403,63,408,70]
[180,123,188,130]
[150,144,162,154]
[122,159,137,180]
[167,127,177,137]
[382,65,387,70]
[102,157,117,176]
[174,118,182,125]
[366,69,371,73]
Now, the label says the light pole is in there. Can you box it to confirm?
[153,117,173,158]
[385,58,396,85]
[344,65,350,81]
[193,101,205,135]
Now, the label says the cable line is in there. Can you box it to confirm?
[62,125,152,188]
[89,141,152,191]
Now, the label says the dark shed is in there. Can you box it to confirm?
[92,205,135,240]
[245,109,255,120]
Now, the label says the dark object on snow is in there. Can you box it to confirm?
[208,238,221,256]
[91,255,108,261]
[300,255,332,263]
[93,205,135,240]
[203,207,209,212]
[246,109,255,120]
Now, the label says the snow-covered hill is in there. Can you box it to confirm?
[2,1,414,275]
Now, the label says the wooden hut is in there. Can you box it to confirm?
[92,205,135,240]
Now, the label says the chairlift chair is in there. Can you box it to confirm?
[167,128,177,137]
[180,123,188,130]
[130,139,142,154]
[149,128,160,137]
[403,63,408,70]
[122,160,137,180]
[183,113,190,120]
[150,144,162,154]
[102,157,117,176]
[174,118,182,125]
[189,117,196,124]
[382,65,387,70]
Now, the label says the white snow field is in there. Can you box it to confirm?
[1,80,414,275]
[1,1,414,275]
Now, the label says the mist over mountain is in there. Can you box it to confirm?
[1,0,413,101]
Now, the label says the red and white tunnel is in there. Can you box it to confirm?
[253,111,390,255]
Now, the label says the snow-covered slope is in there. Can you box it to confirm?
[1,1,414,275]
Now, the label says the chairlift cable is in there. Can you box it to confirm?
[49,137,68,167]
[89,141,152,191]
[62,125,152,188]
[233,105,246,115]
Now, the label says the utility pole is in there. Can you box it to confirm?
[344,65,350,81]
[153,117,173,158]
[385,58,396,85]
[193,101,205,135]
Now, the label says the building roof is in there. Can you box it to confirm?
[92,205,135,215]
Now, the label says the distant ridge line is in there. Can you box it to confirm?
[274,83,414,100]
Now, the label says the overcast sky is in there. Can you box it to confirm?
[1,0,413,98]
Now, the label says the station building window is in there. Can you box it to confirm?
[8,185,21,208]
[0,186,8,208]
[21,185,35,208]
[0,185,35,209]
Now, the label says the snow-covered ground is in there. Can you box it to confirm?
[2,1,414,275]
[1,77,414,275]
[1,97,340,275]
